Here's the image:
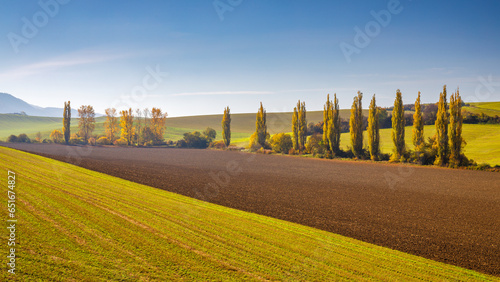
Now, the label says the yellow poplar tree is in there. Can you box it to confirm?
[292,105,299,150]
[349,91,363,158]
[63,101,71,144]
[412,92,425,163]
[391,89,405,162]
[255,102,267,147]
[323,94,332,152]
[449,88,465,167]
[367,94,380,161]
[222,106,231,147]
[434,85,449,166]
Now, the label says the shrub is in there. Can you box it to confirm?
[69,134,85,145]
[210,140,226,149]
[50,130,64,144]
[88,137,96,146]
[176,139,187,148]
[203,127,217,143]
[7,135,18,143]
[42,139,52,144]
[114,138,128,146]
[17,133,31,143]
[96,136,109,145]
[305,133,324,156]
[270,133,293,154]
[181,131,209,149]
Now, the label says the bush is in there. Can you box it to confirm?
[88,137,96,146]
[50,130,64,144]
[42,139,52,144]
[248,132,270,151]
[114,138,128,146]
[7,135,18,143]
[181,131,210,149]
[270,133,293,154]
[69,134,85,145]
[17,134,31,143]
[96,136,109,145]
[305,133,324,156]
[203,127,217,143]
[210,140,226,149]
[8,133,32,143]
[176,139,187,148]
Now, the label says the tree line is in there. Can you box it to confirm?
[48,105,168,147]
[247,85,469,168]
[3,86,479,168]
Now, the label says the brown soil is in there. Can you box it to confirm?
[3,143,499,276]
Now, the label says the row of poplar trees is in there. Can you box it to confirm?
[244,85,465,167]
[337,85,464,166]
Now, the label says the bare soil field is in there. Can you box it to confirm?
[3,143,499,276]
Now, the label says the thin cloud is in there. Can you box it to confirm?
[171,91,274,96]
[0,50,134,81]
[170,88,352,97]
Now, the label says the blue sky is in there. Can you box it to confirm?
[1,0,499,117]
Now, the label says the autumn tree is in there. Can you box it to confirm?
[367,94,380,161]
[255,102,267,147]
[293,105,300,150]
[35,132,42,143]
[120,108,135,145]
[50,130,63,143]
[295,100,307,150]
[222,106,231,147]
[135,108,145,146]
[349,91,363,158]
[150,107,167,144]
[412,92,425,163]
[449,88,464,167]
[391,89,405,162]
[322,94,332,151]
[330,94,341,154]
[78,105,95,143]
[434,85,449,166]
[63,101,71,144]
[104,108,119,143]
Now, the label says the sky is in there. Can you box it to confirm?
[1,0,499,117]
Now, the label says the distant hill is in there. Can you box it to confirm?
[0,92,78,117]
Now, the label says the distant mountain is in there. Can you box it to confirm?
[0,93,78,117]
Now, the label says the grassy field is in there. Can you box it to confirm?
[337,124,500,166]
[0,110,357,142]
[464,102,500,116]
[0,146,495,281]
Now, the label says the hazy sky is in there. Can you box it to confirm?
[1,0,499,117]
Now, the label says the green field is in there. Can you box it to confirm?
[0,110,356,142]
[337,124,500,166]
[0,147,494,281]
[464,102,500,116]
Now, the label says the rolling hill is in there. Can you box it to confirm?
[0,92,78,117]
[0,146,494,281]
[1,101,499,165]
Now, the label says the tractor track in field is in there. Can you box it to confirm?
[3,143,499,276]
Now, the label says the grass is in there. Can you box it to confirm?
[463,102,500,116]
[0,146,495,281]
[338,124,500,166]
